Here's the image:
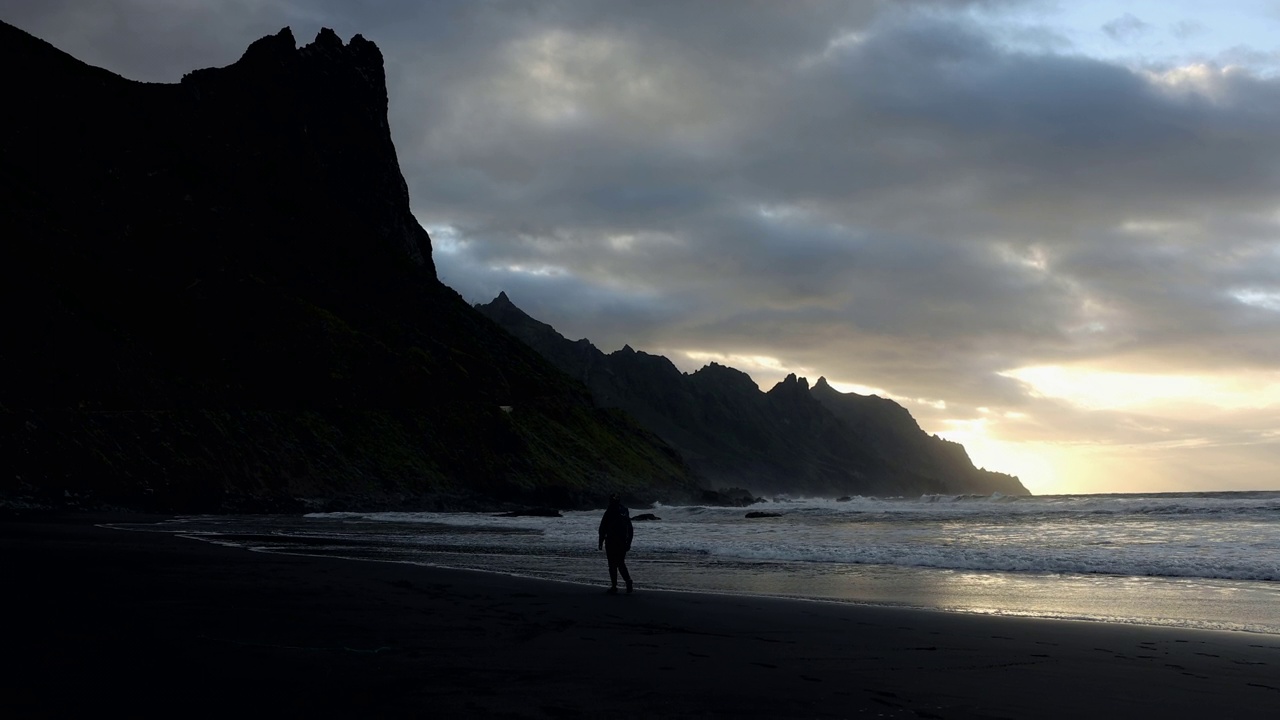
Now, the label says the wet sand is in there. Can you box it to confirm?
[3,515,1277,718]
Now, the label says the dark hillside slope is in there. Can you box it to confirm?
[477,293,1029,497]
[0,22,696,510]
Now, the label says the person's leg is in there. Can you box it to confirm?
[609,543,629,589]
[618,553,632,592]
[606,546,620,590]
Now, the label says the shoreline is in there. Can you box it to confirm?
[123,510,1280,636]
[181,536,1280,638]
[5,514,1279,718]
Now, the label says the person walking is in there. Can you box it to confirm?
[597,494,634,594]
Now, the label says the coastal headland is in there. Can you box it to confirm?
[5,516,1276,718]
[1,18,1022,513]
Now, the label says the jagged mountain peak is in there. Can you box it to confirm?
[191,26,382,76]
[312,26,343,50]
[770,373,811,393]
[475,293,567,345]
[478,291,537,320]
[692,362,754,379]
[236,26,297,62]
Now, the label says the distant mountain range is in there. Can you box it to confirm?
[0,21,698,511]
[477,293,1029,497]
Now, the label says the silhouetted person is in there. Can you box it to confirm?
[598,494,634,594]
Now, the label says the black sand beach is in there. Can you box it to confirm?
[4,516,1277,719]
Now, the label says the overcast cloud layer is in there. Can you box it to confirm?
[9,1,1280,493]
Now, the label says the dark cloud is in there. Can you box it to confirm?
[6,0,1280,491]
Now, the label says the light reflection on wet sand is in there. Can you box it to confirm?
[110,513,1280,635]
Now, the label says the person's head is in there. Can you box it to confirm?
[608,493,620,507]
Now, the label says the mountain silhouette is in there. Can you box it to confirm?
[0,21,698,511]
[477,292,1029,497]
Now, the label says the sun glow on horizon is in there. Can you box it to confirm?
[1001,365,1280,412]
[933,418,1065,495]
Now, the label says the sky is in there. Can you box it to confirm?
[7,1,1280,495]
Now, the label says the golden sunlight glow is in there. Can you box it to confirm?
[935,418,1063,494]
[1001,366,1280,412]
[821,378,947,409]
[824,378,890,397]
[932,405,1280,496]
[931,416,1167,496]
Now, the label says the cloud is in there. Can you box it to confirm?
[6,0,1280,492]
[1101,12,1151,44]
[1169,19,1206,42]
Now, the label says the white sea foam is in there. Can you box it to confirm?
[298,491,1280,582]
[162,491,1280,634]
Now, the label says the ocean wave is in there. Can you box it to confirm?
[699,543,1280,582]
[289,491,1280,584]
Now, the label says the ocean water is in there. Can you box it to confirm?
[121,491,1280,635]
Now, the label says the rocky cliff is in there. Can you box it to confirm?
[0,22,698,511]
[477,293,1029,497]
